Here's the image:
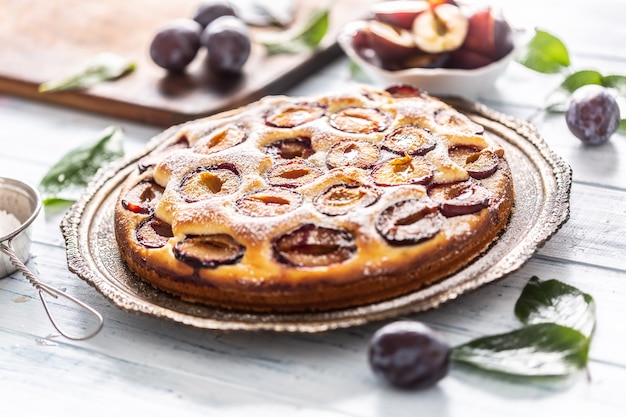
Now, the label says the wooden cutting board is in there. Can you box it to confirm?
[0,0,376,126]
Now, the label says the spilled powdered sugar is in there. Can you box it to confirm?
[0,209,21,238]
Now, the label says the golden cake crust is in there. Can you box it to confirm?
[114,85,514,312]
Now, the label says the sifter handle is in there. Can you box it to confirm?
[0,240,103,340]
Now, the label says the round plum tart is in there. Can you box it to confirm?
[114,85,514,312]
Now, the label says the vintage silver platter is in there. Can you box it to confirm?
[61,97,572,332]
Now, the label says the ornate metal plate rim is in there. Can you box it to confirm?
[60,97,572,333]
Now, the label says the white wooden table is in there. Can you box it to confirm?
[1,1,625,415]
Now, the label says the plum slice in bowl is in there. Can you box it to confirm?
[337,19,527,100]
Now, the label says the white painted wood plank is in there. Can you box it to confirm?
[2,252,623,402]
[2,302,625,417]
[2,1,626,414]
[536,183,626,269]
[498,0,626,59]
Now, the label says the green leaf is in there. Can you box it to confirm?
[515,276,596,338]
[261,8,329,55]
[543,71,626,113]
[516,29,571,74]
[451,323,590,377]
[237,1,295,27]
[349,59,372,83]
[619,119,626,134]
[39,52,135,93]
[561,70,604,93]
[39,126,124,205]
[40,197,76,208]
[602,75,626,97]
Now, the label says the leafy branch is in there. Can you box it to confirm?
[451,276,595,378]
[258,8,329,55]
[39,52,135,93]
[39,126,125,207]
[516,29,626,132]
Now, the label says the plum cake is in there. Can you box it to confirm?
[114,85,514,312]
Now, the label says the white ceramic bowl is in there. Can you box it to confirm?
[338,20,526,99]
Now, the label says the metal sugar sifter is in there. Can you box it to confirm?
[0,176,103,340]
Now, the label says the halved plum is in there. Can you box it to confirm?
[434,108,484,135]
[366,20,417,62]
[428,182,492,217]
[174,234,245,268]
[371,1,430,30]
[263,137,314,160]
[194,124,247,155]
[266,102,326,128]
[314,183,380,216]
[329,107,390,134]
[267,160,322,188]
[236,188,302,217]
[448,146,498,179]
[326,139,380,169]
[395,52,451,70]
[121,179,165,214]
[375,199,443,245]
[180,163,241,202]
[372,155,434,186]
[138,135,190,173]
[136,216,174,248]
[386,84,421,98]
[382,125,437,155]
[273,224,356,267]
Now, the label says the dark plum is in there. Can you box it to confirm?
[179,164,241,202]
[136,217,174,249]
[429,182,491,217]
[174,234,245,268]
[368,321,451,389]
[372,155,434,186]
[330,107,390,134]
[149,19,202,73]
[565,84,621,145]
[263,137,315,159]
[385,84,421,98]
[121,180,164,214]
[314,183,380,216]
[447,48,493,70]
[448,146,498,179]
[365,20,417,62]
[267,160,322,188]
[434,109,484,134]
[193,1,237,28]
[375,199,442,245]
[458,8,513,63]
[326,139,380,169]
[273,224,356,267]
[266,103,326,128]
[370,0,430,30]
[382,125,437,156]
[201,16,251,74]
[194,124,247,155]
[236,189,302,217]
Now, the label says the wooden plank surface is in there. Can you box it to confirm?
[0,0,376,126]
[2,0,626,415]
